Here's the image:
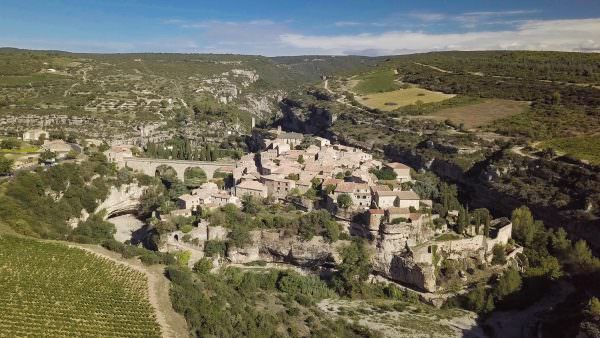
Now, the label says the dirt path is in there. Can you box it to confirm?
[414,62,454,74]
[65,243,189,338]
[510,146,538,159]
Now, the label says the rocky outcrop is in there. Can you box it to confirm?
[390,254,436,292]
[95,183,146,219]
[371,243,437,292]
[278,97,337,136]
[226,230,345,267]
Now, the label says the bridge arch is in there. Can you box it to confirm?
[121,157,234,182]
[184,167,207,187]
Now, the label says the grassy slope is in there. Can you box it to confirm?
[357,88,454,111]
[353,68,400,94]
[541,135,600,164]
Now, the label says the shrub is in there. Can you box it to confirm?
[180,224,193,233]
[492,244,507,265]
[175,251,192,267]
[193,258,213,274]
[323,221,340,243]
[204,240,227,257]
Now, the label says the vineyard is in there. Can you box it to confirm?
[0,236,161,337]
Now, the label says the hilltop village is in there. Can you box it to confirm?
[105,127,519,293]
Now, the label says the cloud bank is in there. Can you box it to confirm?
[280,18,600,55]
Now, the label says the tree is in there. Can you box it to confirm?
[65,149,78,160]
[138,185,166,217]
[70,213,116,243]
[439,182,460,212]
[569,240,600,274]
[303,187,318,200]
[0,156,13,176]
[494,268,522,300]
[550,227,571,258]
[323,221,340,243]
[370,167,397,180]
[297,154,305,164]
[457,206,469,234]
[228,224,251,248]
[0,138,21,150]
[337,193,353,209]
[511,206,536,246]
[586,297,600,316]
[526,255,563,280]
[298,220,316,241]
[324,184,336,195]
[39,150,57,164]
[492,244,507,265]
[333,238,371,296]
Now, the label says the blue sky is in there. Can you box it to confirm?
[1,0,599,55]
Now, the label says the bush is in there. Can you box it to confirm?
[180,224,193,233]
[323,221,340,243]
[276,271,334,300]
[494,269,521,298]
[193,258,213,274]
[70,213,116,244]
[204,240,227,257]
[492,244,507,265]
[175,251,192,267]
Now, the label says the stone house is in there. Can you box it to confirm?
[22,129,49,142]
[385,162,412,182]
[331,182,371,209]
[374,190,420,210]
[261,174,296,198]
[211,192,241,207]
[234,180,268,198]
[177,194,201,210]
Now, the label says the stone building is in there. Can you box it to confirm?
[385,162,412,182]
[22,129,49,142]
[234,180,268,198]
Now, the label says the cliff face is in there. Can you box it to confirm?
[95,183,146,219]
[227,230,343,267]
[278,97,337,137]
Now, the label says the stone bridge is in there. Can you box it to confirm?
[121,157,234,180]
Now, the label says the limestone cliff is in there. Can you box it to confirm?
[227,230,345,267]
[95,183,146,218]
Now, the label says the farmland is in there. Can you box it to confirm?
[356,87,455,111]
[0,236,161,338]
[414,99,529,129]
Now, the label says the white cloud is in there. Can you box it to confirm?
[454,9,539,28]
[334,21,363,27]
[163,18,276,29]
[279,18,600,55]
[407,12,446,22]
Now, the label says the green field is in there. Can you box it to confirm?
[357,87,454,111]
[0,236,161,337]
[353,68,400,94]
[541,135,600,164]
